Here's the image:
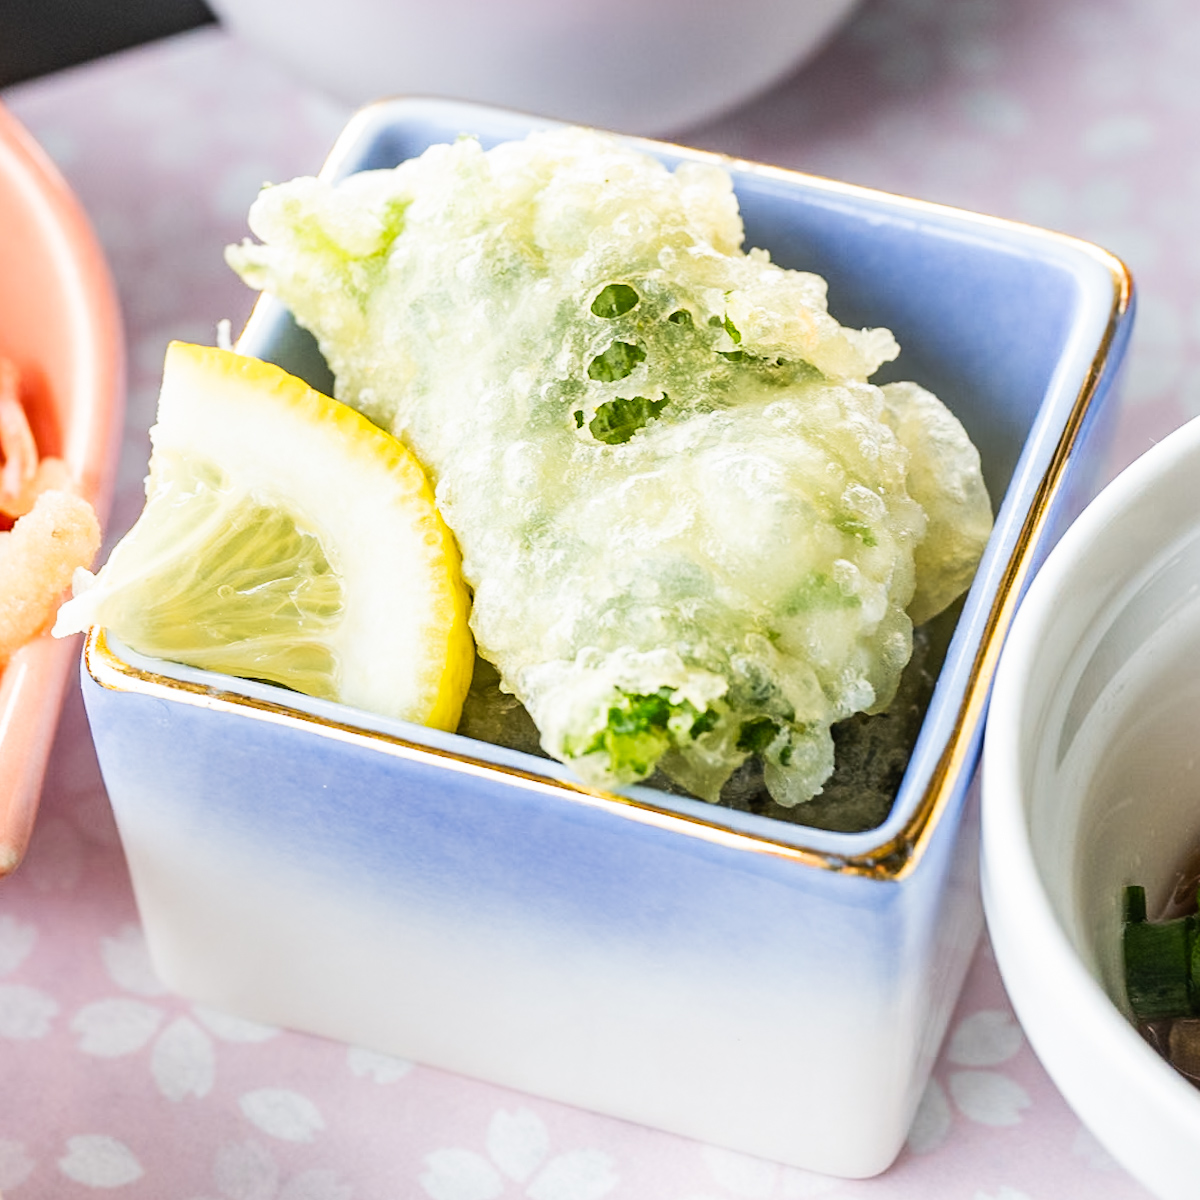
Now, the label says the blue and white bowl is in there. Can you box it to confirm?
[80,98,1133,1178]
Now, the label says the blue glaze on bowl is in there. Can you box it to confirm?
[82,98,1134,1177]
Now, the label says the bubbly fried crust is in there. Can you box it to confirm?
[226,129,995,806]
[0,358,102,670]
[0,489,101,668]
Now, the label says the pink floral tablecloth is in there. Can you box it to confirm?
[2,0,1193,1194]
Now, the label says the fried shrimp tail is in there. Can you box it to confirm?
[0,357,38,513]
[1,357,74,519]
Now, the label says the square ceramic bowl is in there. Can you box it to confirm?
[982,415,1200,1200]
[79,98,1132,1177]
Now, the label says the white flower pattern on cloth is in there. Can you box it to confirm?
[66,923,282,1103]
[238,1090,326,1143]
[0,1138,37,1192]
[0,917,57,1039]
[944,1007,1033,1127]
[98,924,166,997]
[0,914,37,974]
[683,1145,844,1198]
[907,1006,1032,1154]
[948,1070,1033,1128]
[0,982,59,1039]
[19,816,86,892]
[71,998,163,1056]
[187,1138,353,1200]
[152,1016,217,1101]
[419,1109,618,1200]
[946,1009,1025,1068]
[58,1135,145,1188]
[346,1045,414,1083]
[905,1079,954,1156]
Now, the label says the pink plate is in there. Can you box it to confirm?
[0,102,123,875]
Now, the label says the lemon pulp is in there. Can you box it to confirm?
[56,342,474,731]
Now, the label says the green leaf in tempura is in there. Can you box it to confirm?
[590,283,640,319]
[588,341,646,382]
[575,686,717,779]
[588,394,670,444]
[736,716,781,755]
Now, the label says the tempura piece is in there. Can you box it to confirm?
[0,357,101,670]
[0,489,101,668]
[227,128,993,806]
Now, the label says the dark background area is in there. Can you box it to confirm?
[0,0,216,88]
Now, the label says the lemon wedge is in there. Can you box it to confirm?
[55,342,474,730]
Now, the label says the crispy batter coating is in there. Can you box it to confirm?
[0,358,101,669]
[227,129,994,805]
[0,489,100,668]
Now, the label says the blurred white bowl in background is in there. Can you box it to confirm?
[205,0,859,134]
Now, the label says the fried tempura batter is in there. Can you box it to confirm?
[0,358,101,669]
[227,129,994,806]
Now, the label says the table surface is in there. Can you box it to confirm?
[0,0,1189,1195]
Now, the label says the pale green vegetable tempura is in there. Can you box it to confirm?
[227,127,993,807]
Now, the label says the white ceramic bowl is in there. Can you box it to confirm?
[82,99,1133,1178]
[206,0,860,135]
[983,415,1200,1200]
